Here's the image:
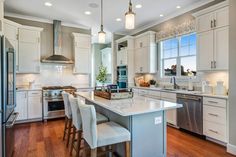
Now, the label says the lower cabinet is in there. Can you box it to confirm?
[203,97,227,143]
[15,90,42,122]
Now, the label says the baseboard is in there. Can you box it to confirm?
[227,143,236,155]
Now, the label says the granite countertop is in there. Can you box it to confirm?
[133,86,228,99]
[75,92,183,117]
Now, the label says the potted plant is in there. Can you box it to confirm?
[149,79,156,88]
[96,65,107,91]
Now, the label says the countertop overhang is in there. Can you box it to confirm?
[75,92,183,117]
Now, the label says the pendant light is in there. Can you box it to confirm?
[98,0,106,43]
[125,0,135,29]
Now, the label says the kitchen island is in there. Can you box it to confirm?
[75,92,182,157]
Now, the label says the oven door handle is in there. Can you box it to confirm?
[6,112,19,128]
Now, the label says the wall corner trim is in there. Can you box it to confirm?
[227,143,236,155]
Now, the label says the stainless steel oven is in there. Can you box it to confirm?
[42,86,76,120]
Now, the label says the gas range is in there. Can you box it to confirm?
[43,86,76,98]
[42,86,76,120]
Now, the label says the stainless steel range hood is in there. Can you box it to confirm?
[41,20,73,64]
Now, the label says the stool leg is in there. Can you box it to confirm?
[76,130,82,157]
[66,119,72,147]
[125,141,130,157]
[91,148,97,157]
[70,126,76,156]
[63,116,68,141]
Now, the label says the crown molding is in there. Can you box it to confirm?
[122,0,215,35]
[4,12,91,30]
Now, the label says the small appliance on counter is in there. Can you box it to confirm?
[94,85,133,100]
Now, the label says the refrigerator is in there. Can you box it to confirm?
[0,35,18,157]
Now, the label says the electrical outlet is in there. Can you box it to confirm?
[155,116,162,125]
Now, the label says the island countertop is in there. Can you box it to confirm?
[75,92,183,116]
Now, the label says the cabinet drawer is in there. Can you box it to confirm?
[139,89,149,96]
[148,90,161,98]
[28,91,42,97]
[203,105,226,125]
[161,92,176,101]
[203,121,226,142]
[203,97,226,108]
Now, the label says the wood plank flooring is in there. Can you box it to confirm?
[13,119,235,157]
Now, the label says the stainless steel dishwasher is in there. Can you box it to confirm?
[177,94,203,135]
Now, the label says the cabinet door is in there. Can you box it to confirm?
[28,95,42,119]
[15,92,28,120]
[214,26,229,70]
[18,28,40,73]
[117,49,127,66]
[214,7,229,29]
[4,22,19,70]
[196,12,214,33]
[74,47,90,74]
[197,31,214,71]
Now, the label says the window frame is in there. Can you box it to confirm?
[160,32,197,79]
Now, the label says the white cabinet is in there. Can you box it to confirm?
[117,48,128,66]
[195,6,229,33]
[134,31,157,74]
[195,4,229,71]
[16,90,43,122]
[18,26,43,73]
[15,91,28,121]
[72,33,91,74]
[101,47,112,74]
[160,92,177,126]
[203,97,227,142]
[27,91,42,119]
[0,0,4,34]
[3,19,21,70]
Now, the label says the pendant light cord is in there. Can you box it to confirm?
[101,0,103,30]
[129,0,132,12]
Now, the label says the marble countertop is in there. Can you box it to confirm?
[75,92,183,117]
[133,86,228,99]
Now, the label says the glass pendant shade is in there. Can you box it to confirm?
[98,29,106,43]
[125,11,135,29]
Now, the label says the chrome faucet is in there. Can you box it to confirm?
[170,77,179,89]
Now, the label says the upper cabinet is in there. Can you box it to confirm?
[194,2,229,71]
[3,19,21,70]
[72,33,91,74]
[0,0,4,34]
[18,26,43,73]
[134,31,157,73]
[195,6,229,33]
[101,47,112,74]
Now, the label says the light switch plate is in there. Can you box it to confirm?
[155,116,162,125]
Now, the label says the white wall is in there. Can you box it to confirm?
[16,64,90,87]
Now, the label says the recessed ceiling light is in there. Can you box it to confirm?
[84,11,92,15]
[44,2,52,7]
[116,18,122,22]
[176,5,181,9]
[135,4,142,9]
[160,14,164,17]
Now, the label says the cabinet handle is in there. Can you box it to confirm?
[211,61,213,69]
[209,129,218,134]
[208,113,218,117]
[140,42,143,48]
[211,20,213,28]
[214,19,216,27]
[208,101,218,104]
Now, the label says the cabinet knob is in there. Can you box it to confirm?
[214,19,216,28]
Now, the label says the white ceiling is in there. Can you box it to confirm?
[4,0,214,41]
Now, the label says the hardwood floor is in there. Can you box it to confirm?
[13,119,235,157]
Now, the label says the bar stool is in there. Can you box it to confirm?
[62,91,73,147]
[79,103,131,157]
[68,94,109,157]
